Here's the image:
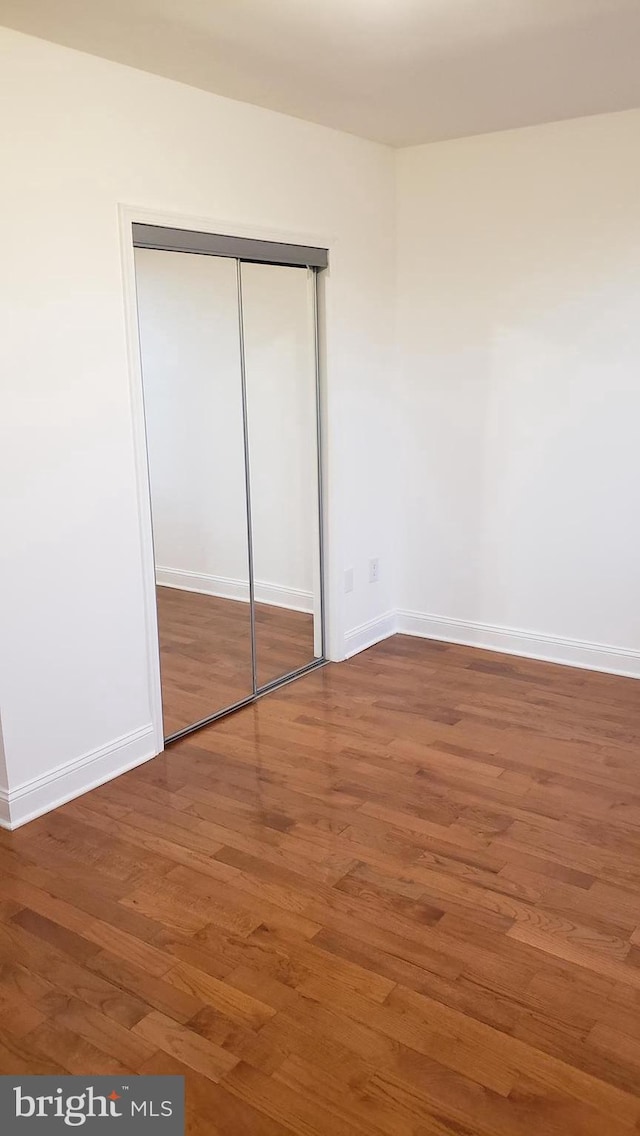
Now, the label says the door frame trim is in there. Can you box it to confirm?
[118,204,337,750]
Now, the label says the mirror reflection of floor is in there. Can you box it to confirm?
[156,586,315,736]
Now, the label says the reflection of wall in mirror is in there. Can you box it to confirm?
[135,247,316,614]
[242,261,318,617]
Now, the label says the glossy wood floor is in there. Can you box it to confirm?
[157,586,315,735]
[2,635,640,1135]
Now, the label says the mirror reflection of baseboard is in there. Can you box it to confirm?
[155,568,313,614]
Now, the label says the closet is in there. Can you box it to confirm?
[133,224,326,739]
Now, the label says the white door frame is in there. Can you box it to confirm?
[117,203,339,749]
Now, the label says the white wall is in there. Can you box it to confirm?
[0,26,396,825]
[395,108,640,674]
[135,249,252,590]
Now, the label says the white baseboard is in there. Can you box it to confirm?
[3,608,631,831]
[3,610,636,830]
[344,611,397,659]
[396,609,640,679]
[156,567,313,614]
[0,788,10,829]
[0,724,158,831]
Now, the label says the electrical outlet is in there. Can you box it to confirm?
[344,567,354,594]
[369,558,380,583]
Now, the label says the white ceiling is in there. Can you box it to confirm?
[2,0,640,147]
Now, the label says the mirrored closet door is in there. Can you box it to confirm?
[133,224,326,741]
[241,262,322,689]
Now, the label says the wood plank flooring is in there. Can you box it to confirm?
[2,635,640,1134]
[157,586,315,734]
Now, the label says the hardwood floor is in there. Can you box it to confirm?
[2,635,640,1134]
[156,586,315,735]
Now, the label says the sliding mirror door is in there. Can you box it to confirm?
[241,263,323,688]
[132,221,326,741]
[135,249,253,736]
